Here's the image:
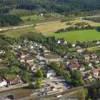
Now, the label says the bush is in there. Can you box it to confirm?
[96,27,100,32]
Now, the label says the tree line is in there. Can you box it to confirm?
[0,14,22,27]
[0,0,100,14]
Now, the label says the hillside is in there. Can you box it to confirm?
[0,0,100,14]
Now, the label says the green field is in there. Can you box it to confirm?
[21,15,45,24]
[50,29,100,42]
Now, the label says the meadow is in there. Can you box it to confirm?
[50,29,100,42]
[35,17,100,42]
[0,26,35,38]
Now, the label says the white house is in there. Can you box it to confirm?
[47,70,56,79]
[0,79,7,87]
[72,44,76,47]
[77,49,84,53]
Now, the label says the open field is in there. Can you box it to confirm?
[49,29,100,42]
[34,17,100,42]
[21,13,64,25]
[35,20,67,34]
[21,15,45,24]
[0,26,35,38]
[35,18,100,34]
[0,15,100,42]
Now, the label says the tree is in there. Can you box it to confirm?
[96,27,100,32]
[21,70,32,83]
[9,66,20,74]
[34,79,42,89]
[35,69,44,79]
[71,70,84,86]
[0,14,22,27]
[63,71,71,83]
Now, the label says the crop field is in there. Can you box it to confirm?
[49,29,100,42]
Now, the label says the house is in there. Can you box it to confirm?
[77,48,84,53]
[47,70,56,79]
[91,54,97,59]
[57,40,61,44]
[68,59,80,70]
[95,60,100,64]
[79,67,85,72]
[88,63,93,68]
[31,64,37,72]
[0,50,5,55]
[84,55,90,62]
[36,55,45,61]
[72,43,76,47]
[0,78,7,87]
[83,73,93,80]
[96,41,100,45]
[26,57,34,66]
[44,49,50,54]
[92,68,100,78]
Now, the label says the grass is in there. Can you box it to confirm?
[49,29,100,42]
[87,46,100,51]
[0,15,100,42]
[35,20,67,34]
[0,26,35,38]
[21,15,45,24]
[35,18,100,34]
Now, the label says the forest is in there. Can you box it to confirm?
[0,15,22,26]
[0,0,100,14]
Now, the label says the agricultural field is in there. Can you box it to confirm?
[50,30,100,42]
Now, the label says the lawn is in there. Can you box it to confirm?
[49,29,100,42]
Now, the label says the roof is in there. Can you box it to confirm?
[92,68,100,73]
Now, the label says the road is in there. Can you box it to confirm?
[0,24,34,32]
[0,83,29,93]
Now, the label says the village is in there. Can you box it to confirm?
[0,37,100,99]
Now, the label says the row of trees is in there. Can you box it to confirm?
[49,62,84,86]
[0,14,22,27]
